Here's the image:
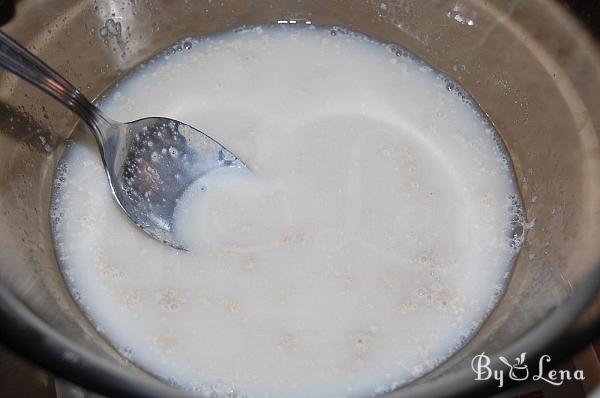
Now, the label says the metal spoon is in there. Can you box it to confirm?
[0,31,245,250]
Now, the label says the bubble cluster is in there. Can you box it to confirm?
[99,18,122,38]
[507,193,527,252]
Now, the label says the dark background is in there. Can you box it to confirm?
[561,0,600,37]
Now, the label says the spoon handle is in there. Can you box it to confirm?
[0,30,104,128]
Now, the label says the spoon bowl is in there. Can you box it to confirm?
[107,117,244,249]
[0,30,245,250]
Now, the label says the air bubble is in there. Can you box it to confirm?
[119,346,133,360]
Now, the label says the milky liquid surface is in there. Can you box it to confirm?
[52,26,523,398]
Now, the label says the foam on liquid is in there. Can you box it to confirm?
[52,26,523,398]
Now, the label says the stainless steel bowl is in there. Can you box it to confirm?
[0,1,599,397]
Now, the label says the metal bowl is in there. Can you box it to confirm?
[0,1,599,397]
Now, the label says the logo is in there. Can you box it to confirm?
[471,352,585,388]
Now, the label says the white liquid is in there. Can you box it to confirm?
[52,26,522,398]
